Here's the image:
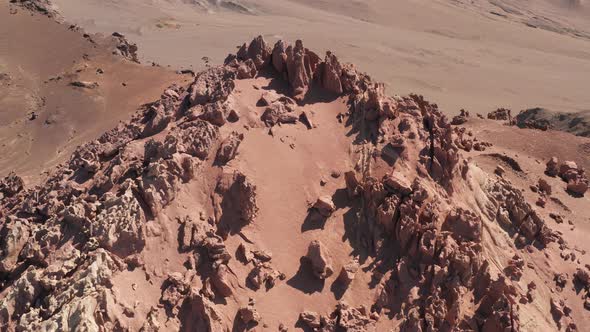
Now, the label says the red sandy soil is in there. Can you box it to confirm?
[0,1,191,184]
[1,3,590,332]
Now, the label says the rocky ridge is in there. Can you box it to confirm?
[0,35,588,331]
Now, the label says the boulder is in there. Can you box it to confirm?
[261,101,298,126]
[538,178,552,195]
[215,131,244,165]
[337,259,360,287]
[238,299,261,325]
[487,108,512,121]
[546,157,560,177]
[574,268,590,287]
[451,109,470,125]
[70,81,99,89]
[0,171,24,198]
[306,240,333,279]
[559,161,578,177]
[299,311,321,329]
[567,178,588,195]
[313,196,336,217]
[383,173,413,195]
[247,261,285,290]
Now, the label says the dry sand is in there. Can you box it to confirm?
[50,0,590,116]
[0,1,191,183]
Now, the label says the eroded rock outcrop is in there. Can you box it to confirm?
[486,178,558,245]
[488,108,513,122]
[11,0,60,19]
[111,32,139,63]
[91,188,146,256]
[0,68,234,329]
[0,35,585,332]
[299,302,377,332]
[0,171,24,198]
[229,35,362,102]
[215,131,244,165]
[214,171,259,236]
[188,66,235,107]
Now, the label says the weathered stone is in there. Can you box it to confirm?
[306,240,333,279]
[313,196,335,217]
[215,131,244,165]
[322,52,343,94]
[337,259,359,287]
[546,157,559,177]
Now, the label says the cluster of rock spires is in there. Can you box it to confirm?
[0,35,588,331]
[225,36,365,102]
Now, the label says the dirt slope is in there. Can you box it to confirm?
[0,2,191,184]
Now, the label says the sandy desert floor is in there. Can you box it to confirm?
[50,0,590,117]
[0,1,192,183]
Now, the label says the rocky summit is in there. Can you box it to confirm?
[2,2,590,332]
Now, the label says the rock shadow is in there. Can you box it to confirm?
[287,257,325,294]
[301,209,328,232]
[330,278,346,300]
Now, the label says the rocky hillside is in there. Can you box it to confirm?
[515,108,590,137]
[0,35,589,331]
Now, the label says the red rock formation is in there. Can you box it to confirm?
[313,196,336,217]
[488,108,513,122]
[451,109,470,125]
[188,67,235,107]
[322,51,344,94]
[215,131,244,165]
[0,172,24,198]
[0,35,585,332]
[306,240,334,279]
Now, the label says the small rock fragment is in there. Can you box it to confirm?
[313,196,335,217]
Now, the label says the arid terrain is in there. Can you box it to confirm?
[47,0,590,117]
[1,1,589,332]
